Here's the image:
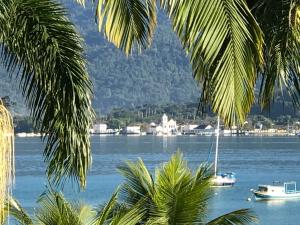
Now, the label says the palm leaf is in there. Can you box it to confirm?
[109,204,144,225]
[36,189,94,225]
[161,0,264,126]
[0,0,94,188]
[206,209,258,225]
[4,197,34,225]
[94,191,118,225]
[253,0,300,110]
[93,0,157,55]
[152,152,212,224]
[117,158,154,206]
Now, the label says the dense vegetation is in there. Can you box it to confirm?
[0,1,199,115]
[14,101,300,132]
[103,103,300,129]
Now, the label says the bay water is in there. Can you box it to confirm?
[13,136,300,225]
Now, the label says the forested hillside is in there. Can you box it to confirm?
[0,1,297,117]
[0,1,199,115]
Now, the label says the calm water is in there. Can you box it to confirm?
[13,136,300,225]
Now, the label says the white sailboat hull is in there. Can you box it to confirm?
[211,174,236,187]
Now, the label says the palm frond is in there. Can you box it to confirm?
[0,0,94,188]
[253,0,300,110]
[5,197,34,225]
[206,209,258,225]
[75,0,86,6]
[194,163,213,183]
[94,191,118,225]
[152,151,211,224]
[161,0,264,126]
[36,189,94,225]
[117,158,154,206]
[109,204,144,225]
[94,0,157,55]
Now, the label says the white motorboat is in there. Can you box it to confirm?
[211,116,236,187]
[252,181,300,200]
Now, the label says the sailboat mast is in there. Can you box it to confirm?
[214,116,220,177]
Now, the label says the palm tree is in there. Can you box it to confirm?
[4,189,144,225]
[85,0,300,126]
[115,151,257,225]
[0,0,94,189]
[0,99,14,223]
[5,152,257,225]
[5,189,95,225]
[0,0,94,221]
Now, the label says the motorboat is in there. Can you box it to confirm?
[211,116,236,187]
[251,181,300,200]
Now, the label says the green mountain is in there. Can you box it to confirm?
[0,1,298,117]
[0,1,200,115]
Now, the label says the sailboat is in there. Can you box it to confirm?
[211,116,236,187]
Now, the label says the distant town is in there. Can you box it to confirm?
[86,113,300,137]
[12,101,300,137]
[13,108,300,137]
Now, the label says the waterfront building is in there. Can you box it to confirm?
[160,114,177,135]
[123,126,141,135]
[91,123,107,134]
[147,114,178,135]
[192,124,215,135]
[181,124,198,134]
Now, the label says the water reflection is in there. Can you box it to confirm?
[162,136,168,150]
[255,198,300,207]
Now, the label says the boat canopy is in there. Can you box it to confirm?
[221,172,236,178]
[285,181,297,193]
[258,186,268,192]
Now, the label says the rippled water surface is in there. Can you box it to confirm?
[13,136,300,225]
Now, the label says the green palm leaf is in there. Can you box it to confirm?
[94,0,157,55]
[161,0,263,126]
[206,209,258,225]
[117,158,154,207]
[36,190,95,225]
[94,191,145,225]
[109,205,144,225]
[94,191,118,225]
[5,197,34,225]
[253,0,300,110]
[0,0,94,188]
[151,152,211,224]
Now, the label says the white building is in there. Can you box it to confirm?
[91,123,107,134]
[192,124,214,135]
[182,124,198,134]
[147,122,159,134]
[148,114,178,135]
[123,126,141,135]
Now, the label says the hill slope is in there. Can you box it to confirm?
[0,1,199,114]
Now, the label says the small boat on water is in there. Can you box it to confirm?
[211,116,236,187]
[212,172,236,187]
[251,181,300,200]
